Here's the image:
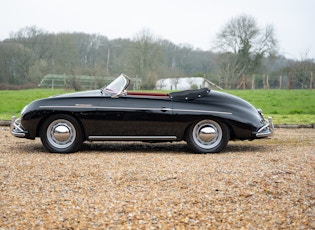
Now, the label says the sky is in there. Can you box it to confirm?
[1,0,315,60]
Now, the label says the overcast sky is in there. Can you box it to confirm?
[1,0,314,60]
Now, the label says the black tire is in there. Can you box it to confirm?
[186,119,230,153]
[39,114,83,153]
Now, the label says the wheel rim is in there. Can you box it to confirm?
[192,120,222,149]
[46,119,76,149]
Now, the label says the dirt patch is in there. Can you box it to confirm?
[1,127,315,229]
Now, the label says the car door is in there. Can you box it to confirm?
[92,96,174,137]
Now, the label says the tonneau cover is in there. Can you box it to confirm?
[169,88,210,101]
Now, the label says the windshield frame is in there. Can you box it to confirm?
[104,74,131,98]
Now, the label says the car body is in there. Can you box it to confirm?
[11,74,273,153]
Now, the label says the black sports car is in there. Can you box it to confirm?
[11,74,273,153]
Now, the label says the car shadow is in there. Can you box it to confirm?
[11,140,267,155]
[80,141,190,154]
[224,143,267,153]
[80,141,267,154]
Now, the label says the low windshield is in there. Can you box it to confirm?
[105,74,129,95]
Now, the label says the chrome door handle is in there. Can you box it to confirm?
[161,107,171,112]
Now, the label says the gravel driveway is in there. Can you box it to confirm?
[1,127,315,229]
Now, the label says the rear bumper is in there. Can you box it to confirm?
[256,117,274,138]
[10,116,28,138]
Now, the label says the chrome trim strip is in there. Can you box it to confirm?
[39,105,232,115]
[88,136,177,141]
[75,104,93,107]
[40,105,94,109]
[40,105,169,111]
[173,109,232,115]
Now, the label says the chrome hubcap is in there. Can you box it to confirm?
[47,119,76,149]
[198,126,217,142]
[53,124,71,142]
[193,120,222,149]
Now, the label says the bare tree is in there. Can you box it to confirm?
[126,29,165,89]
[214,15,277,88]
[287,51,315,89]
[216,52,246,89]
[0,42,34,84]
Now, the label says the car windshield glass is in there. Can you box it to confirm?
[105,74,128,95]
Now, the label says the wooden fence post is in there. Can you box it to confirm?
[251,75,255,89]
[263,74,269,90]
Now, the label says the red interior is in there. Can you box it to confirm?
[127,91,169,97]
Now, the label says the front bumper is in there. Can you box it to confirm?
[256,117,274,138]
[10,116,28,138]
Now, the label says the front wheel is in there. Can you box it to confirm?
[39,114,83,153]
[186,119,230,153]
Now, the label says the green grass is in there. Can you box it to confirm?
[0,88,314,124]
[0,89,73,120]
[225,89,315,124]
[226,90,315,114]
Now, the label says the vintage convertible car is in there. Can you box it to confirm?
[11,74,273,153]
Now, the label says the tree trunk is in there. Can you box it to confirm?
[310,71,313,90]
[287,73,291,90]
[225,76,229,89]
[242,74,246,90]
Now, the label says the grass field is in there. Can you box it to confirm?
[226,89,315,124]
[0,89,72,120]
[0,88,314,124]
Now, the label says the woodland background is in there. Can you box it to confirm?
[0,15,314,90]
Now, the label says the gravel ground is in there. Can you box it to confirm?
[1,127,315,229]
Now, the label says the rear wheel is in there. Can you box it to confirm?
[186,119,229,153]
[39,114,83,153]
